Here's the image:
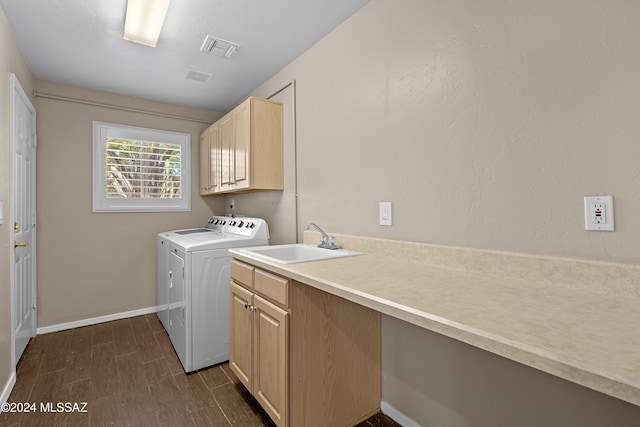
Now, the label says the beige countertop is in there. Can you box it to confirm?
[229,234,640,407]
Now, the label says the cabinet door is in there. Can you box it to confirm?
[229,282,253,391]
[198,128,210,194]
[253,295,289,427]
[232,100,250,190]
[209,123,220,193]
[219,115,234,191]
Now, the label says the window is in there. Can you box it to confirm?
[93,121,191,212]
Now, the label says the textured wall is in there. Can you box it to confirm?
[249,0,640,424]
[255,0,640,264]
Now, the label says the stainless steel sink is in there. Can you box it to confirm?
[238,244,362,264]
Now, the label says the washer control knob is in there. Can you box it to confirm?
[237,220,244,227]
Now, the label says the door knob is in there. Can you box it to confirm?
[14,241,28,248]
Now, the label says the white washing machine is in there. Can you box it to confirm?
[157,216,269,372]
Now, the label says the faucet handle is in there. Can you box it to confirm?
[327,236,339,249]
[319,236,339,250]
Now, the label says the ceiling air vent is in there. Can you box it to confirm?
[200,35,239,58]
[185,69,213,83]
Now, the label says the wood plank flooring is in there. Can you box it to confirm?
[1,314,401,426]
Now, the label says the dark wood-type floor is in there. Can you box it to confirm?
[1,314,401,427]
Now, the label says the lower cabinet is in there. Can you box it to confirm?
[229,259,381,427]
[229,282,253,387]
[253,295,288,423]
[230,281,288,426]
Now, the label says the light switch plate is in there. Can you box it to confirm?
[584,196,614,231]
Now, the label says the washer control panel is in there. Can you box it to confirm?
[206,216,268,239]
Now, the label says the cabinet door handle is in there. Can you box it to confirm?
[14,241,28,248]
[243,302,249,309]
[249,306,255,312]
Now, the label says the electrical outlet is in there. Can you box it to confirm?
[592,203,606,224]
[379,202,392,226]
[584,196,614,231]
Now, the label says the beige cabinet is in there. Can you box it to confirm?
[199,127,210,194]
[253,294,288,424]
[199,124,219,195]
[229,282,253,386]
[230,261,289,427]
[200,96,283,195]
[229,259,381,427]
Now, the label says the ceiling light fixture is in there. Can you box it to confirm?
[124,0,171,48]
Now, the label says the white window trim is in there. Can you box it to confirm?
[92,121,191,212]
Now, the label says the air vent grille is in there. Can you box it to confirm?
[200,35,239,58]
[185,70,213,83]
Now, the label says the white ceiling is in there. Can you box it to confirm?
[0,0,370,111]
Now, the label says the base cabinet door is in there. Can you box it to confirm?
[253,295,289,427]
[229,282,253,391]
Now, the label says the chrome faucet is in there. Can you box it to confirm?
[305,223,339,250]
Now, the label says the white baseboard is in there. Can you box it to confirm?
[1,370,16,406]
[381,401,422,427]
[36,306,161,335]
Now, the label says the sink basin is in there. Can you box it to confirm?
[238,244,362,264]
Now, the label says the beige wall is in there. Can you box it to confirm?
[34,81,224,328]
[254,0,640,264]
[0,5,34,403]
[246,0,640,424]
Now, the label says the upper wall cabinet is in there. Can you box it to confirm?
[200,97,283,195]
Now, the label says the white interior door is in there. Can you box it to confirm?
[11,74,37,364]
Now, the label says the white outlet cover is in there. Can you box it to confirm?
[584,196,614,231]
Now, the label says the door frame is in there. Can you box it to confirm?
[9,73,37,370]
